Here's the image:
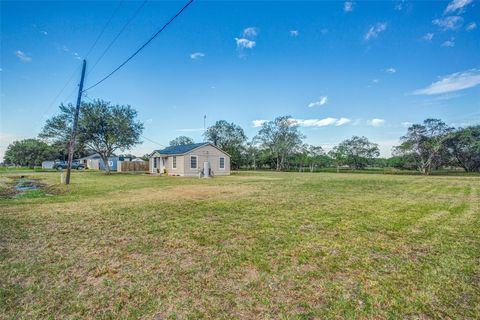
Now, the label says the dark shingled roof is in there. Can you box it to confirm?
[155,142,209,155]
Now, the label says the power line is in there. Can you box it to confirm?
[142,135,166,148]
[87,0,147,77]
[83,0,194,92]
[83,0,125,60]
[36,1,125,129]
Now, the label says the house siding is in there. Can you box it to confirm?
[183,144,230,176]
[166,155,185,175]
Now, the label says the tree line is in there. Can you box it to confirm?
[3,100,479,175]
[201,116,479,174]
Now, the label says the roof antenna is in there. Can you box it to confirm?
[203,114,206,142]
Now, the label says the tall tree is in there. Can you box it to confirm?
[204,120,247,169]
[394,119,452,175]
[4,139,56,167]
[331,136,380,169]
[306,145,326,172]
[169,136,194,146]
[41,100,144,174]
[254,116,305,171]
[443,125,480,172]
[38,104,88,160]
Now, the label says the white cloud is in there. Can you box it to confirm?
[394,1,405,11]
[253,117,351,128]
[336,118,352,126]
[444,0,473,13]
[413,69,480,95]
[293,117,351,127]
[372,79,379,84]
[190,52,205,59]
[364,22,387,40]
[308,96,328,107]
[14,50,32,62]
[442,38,455,47]
[423,32,434,41]
[385,67,396,73]
[432,16,463,30]
[367,118,385,127]
[235,38,256,49]
[466,22,477,31]
[73,52,81,60]
[252,120,267,127]
[41,30,48,35]
[344,1,353,12]
[401,121,413,127]
[289,30,299,37]
[243,27,258,38]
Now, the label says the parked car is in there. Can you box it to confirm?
[53,161,85,170]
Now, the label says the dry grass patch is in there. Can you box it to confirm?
[1,171,479,319]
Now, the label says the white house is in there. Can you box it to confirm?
[149,142,230,176]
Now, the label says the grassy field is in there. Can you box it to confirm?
[1,171,479,319]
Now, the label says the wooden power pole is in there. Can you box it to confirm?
[66,59,86,185]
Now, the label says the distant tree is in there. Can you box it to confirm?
[394,119,452,175]
[255,116,305,171]
[41,100,144,174]
[306,145,326,172]
[328,148,347,172]
[331,136,380,169]
[443,125,480,172]
[204,120,247,169]
[241,140,259,169]
[169,136,194,146]
[385,155,416,170]
[4,139,56,167]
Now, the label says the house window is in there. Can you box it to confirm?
[219,157,225,169]
[153,157,157,168]
[190,155,197,169]
[172,156,177,169]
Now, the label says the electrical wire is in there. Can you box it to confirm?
[141,135,166,148]
[36,1,125,129]
[83,0,125,60]
[83,0,194,92]
[86,0,148,77]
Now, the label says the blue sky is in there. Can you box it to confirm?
[1,0,479,159]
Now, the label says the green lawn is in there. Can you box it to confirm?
[1,171,479,319]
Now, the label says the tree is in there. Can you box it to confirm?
[41,100,144,174]
[331,136,380,169]
[39,104,89,160]
[443,125,480,172]
[306,145,326,172]
[4,139,56,167]
[254,116,305,171]
[394,119,452,175]
[169,136,194,146]
[204,120,247,169]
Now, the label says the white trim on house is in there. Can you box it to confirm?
[190,155,198,169]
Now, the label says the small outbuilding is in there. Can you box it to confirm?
[149,142,230,176]
[77,153,124,171]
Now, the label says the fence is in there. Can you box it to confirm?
[118,161,149,173]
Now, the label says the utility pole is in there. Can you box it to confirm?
[66,59,87,185]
